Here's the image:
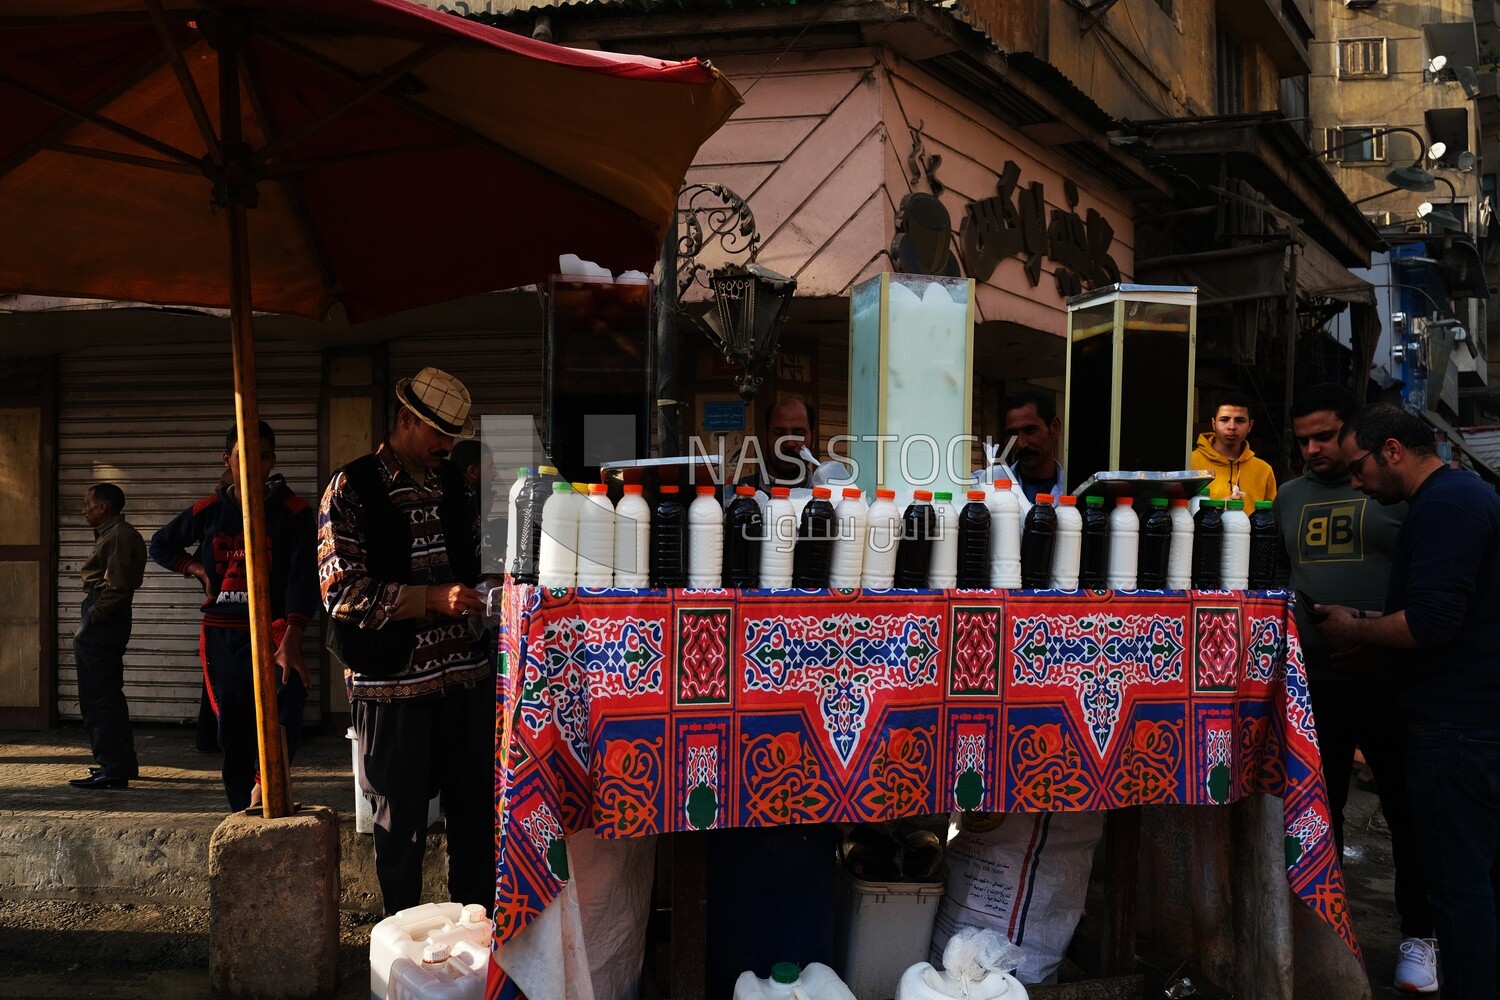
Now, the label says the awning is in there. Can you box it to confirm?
[1297,235,1376,305]
[1424,409,1500,482]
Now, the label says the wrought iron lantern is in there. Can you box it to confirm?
[675,183,796,400]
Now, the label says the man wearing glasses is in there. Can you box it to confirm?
[1274,386,1433,992]
[1319,402,1500,999]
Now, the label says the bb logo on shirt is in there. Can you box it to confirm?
[1299,500,1364,561]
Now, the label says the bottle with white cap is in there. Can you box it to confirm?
[759,486,797,589]
[1105,496,1138,591]
[537,482,580,588]
[1220,497,1252,590]
[861,488,900,588]
[613,484,651,587]
[928,491,960,589]
[575,483,616,589]
[829,487,869,589]
[986,479,1022,588]
[1166,498,1194,590]
[687,485,724,588]
[1048,495,1083,589]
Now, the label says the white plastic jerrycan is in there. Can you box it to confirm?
[735,962,856,1000]
[370,902,493,1000]
[897,928,1028,1000]
[387,939,489,1000]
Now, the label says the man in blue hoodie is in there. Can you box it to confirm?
[1320,403,1500,998]
[151,422,318,812]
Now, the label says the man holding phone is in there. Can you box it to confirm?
[1273,385,1435,992]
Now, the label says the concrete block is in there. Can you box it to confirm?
[209,805,340,999]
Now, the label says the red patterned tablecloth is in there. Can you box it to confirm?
[487,584,1355,999]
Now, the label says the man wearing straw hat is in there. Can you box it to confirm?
[319,366,493,915]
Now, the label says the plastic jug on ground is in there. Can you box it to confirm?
[370,902,493,1000]
[733,962,857,1000]
[896,928,1027,1000]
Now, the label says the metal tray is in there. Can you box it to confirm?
[1073,470,1214,504]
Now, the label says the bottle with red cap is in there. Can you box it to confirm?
[759,486,797,589]
[1019,493,1057,588]
[861,489,899,588]
[829,487,868,589]
[688,485,724,588]
[956,489,992,588]
[650,484,688,588]
[987,479,1021,588]
[792,486,837,588]
[614,484,651,587]
[894,490,937,588]
[575,483,616,589]
[722,484,763,588]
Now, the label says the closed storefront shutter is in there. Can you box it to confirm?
[56,339,322,724]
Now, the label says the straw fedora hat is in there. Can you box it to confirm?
[395,367,475,438]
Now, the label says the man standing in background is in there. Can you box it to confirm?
[70,483,146,790]
[1191,390,1278,504]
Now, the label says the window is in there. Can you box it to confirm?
[1216,22,1244,115]
[1280,75,1310,142]
[1338,37,1389,78]
[1324,125,1387,163]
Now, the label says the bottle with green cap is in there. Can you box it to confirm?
[537,481,580,589]
[1192,498,1224,589]
[1248,500,1280,589]
[1137,496,1173,589]
[1079,495,1109,589]
[1220,497,1251,590]
[929,491,959,588]
[732,962,856,1000]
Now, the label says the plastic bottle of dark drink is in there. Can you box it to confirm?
[722,485,763,588]
[511,463,558,584]
[1137,497,1173,589]
[1247,500,1280,590]
[650,484,688,588]
[1079,495,1109,589]
[1020,493,1058,589]
[957,489,992,588]
[1192,499,1224,589]
[893,490,937,588]
[792,486,837,588]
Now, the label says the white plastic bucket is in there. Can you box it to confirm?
[370,902,493,1000]
[837,873,944,1000]
[349,726,440,835]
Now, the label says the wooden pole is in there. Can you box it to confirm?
[220,24,292,819]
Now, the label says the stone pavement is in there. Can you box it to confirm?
[0,723,445,911]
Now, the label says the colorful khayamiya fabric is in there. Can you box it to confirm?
[487,585,1356,998]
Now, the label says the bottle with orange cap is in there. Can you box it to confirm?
[829,487,868,589]
[861,489,899,588]
[1048,495,1082,589]
[1019,493,1057,588]
[894,490,937,588]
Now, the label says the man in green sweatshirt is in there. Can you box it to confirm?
[1273,384,1436,992]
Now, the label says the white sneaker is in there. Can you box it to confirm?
[1393,936,1439,993]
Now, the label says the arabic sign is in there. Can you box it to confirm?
[959,162,1121,297]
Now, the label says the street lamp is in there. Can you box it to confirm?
[1309,125,1437,192]
[1418,175,1464,232]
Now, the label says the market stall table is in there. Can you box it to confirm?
[487,584,1357,999]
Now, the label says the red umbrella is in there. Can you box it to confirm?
[0,0,740,816]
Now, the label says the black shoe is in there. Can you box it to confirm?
[69,774,128,789]
[90,766,140,779]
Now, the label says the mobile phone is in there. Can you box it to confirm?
[1296,591,1328,623]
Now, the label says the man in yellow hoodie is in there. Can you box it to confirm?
[1191,391,1279,504]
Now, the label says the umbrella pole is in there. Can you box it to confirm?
[220,29,292,820]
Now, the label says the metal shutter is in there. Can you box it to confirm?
[56,339,323,724]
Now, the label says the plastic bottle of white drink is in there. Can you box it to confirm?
[537,482,580,588]
[928,491,959,589]
[1220,497,1252,590]
[1166,497,1194,590]
[1049,494,1083,589]
[613,484,651,587]
[987,479,1022,588]
[575,483,616,588]
[1105,496,1138,591]
[504,466,531,579]
[829,487,869,589]
[861,488,900,588]
[759,486,797,589]
[687,485,725,588]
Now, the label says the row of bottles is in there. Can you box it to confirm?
[1017,492,1281,591]
[507,466,1280,591]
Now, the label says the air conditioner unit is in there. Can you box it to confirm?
[1343,0,1378,9]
